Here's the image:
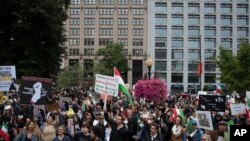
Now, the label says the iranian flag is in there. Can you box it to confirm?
[216,83,222,95]
[172,108,186,123]
[114,67,134,105]
[0,122,9,141]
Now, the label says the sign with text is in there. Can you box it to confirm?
[198,95,226,111]
[230,104,246,115]
[0,66,16,91]
[196,111,213,130]
[20,76,52,105]
[95,74,118,97]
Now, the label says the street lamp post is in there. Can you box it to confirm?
[145,57,153,80]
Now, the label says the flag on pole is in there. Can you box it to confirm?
[197,63,202,76]
[216,83,222,95]
[0,122,9,141]
[114,67,134,105]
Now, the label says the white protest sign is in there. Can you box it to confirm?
[230,104,246,115]
[0,65,16,91]
[95,74,119,97]
[198,91,207,96]
[196,111,213,131]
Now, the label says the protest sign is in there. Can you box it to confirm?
[196,111,213,130]
[94,74,118,97]
[20,76,52,105]
[230,104,246,115]
[0,66,16,91]
[198,95,226,111]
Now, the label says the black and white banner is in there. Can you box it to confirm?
[20,76,52,105]
[198,95,226,111]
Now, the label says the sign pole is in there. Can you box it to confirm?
[104,94,107,110]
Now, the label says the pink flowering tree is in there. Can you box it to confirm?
[134,79,167,104]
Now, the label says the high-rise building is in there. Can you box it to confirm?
[64,0,148,87]
[148,0,249,93]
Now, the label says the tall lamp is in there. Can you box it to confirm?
[145,57,153,80]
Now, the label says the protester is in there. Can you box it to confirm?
[15,120,42,141]
[53,125,72,141]
[41,115,56,141]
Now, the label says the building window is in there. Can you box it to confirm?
[118,0,128,5]
[172,49,183,59]
[205,73,216,83]
[155,61,167,71]
[237,4,248,14]
[132,0,143,5]
[204,3,216,14]
[84,48,94,56]
[205,62,216,71]
[84,38,95,46]
[117,38,128,46]
[85,0,95,5]
[69,48,80,56]
[155,37,167,48]
[221,4,232,14]
[100,0,113,5]
[221,38,232,49]
[188,15,200,25]
[205,38,216,49]
[172,14,183,25]
[69,38,80,46]
[84,18,95,25]
[156,27,167,37]
[100,8,114,15]
[204,26,216,37]
[155,49,167,59]
[133,18,144,25]
[157,73,167,82]
[70,8,80,15]
[171,3,183,13]
[237,27,248,37]
[188,38,199,49]
[204,15,216,25]
[132,49,143,56]
[122,49,128,55]
[99,28,113,36]
[205,50,216,60]
[155,2,167,14]
[70,0,80,5]
[69,28,80,35]
[188,3,199,13]
[221,15,232,26]
[188,73,199,83]
[69,18,80,25]
[117,28,128,36]
[188,61,198,71]
[84,8,95,15]
[237,38,249,48]
[84,28,95,35]
[237,15,249,26]
[188,26,200,37]
[132,28,143,36]
[133,8,143,15]
[172,37,183,48]
[171,73,183,83]
[172,61,183,71]
[221,27,232,37]
[155,15,167,25]
[188,50,200,60]
[99,38,113,46]
[118,18,128,25]
[132,38,143,46]
[172,26,183,36]
[99,18,113,25]
[118,8,128,15]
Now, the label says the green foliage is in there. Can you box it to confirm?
[216,42,250,92]
[94,43,129,76]
[56,64,84,88]
[0,0,68,78]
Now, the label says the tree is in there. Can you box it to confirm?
[0,0,69,78]
[134,79,167,104]
[216,42,250,93]
[94,43,129,76]
[56,64,84,88]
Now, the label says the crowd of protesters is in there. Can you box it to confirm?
[1,84,250,141]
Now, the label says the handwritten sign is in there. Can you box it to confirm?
[94,74,118,97]
[230,104,246,115]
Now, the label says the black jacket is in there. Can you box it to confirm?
[145,133,163,141]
